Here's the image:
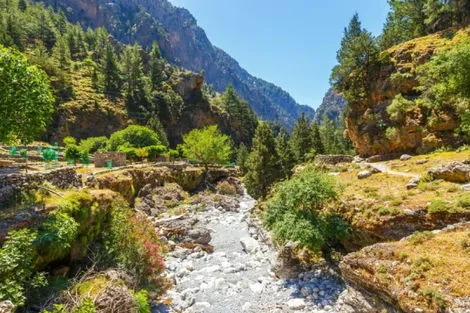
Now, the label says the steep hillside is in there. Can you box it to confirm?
[314,88,347,123]
[35,0,314,129]
[343,27,470,156]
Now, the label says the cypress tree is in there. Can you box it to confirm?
[245,122,280,199]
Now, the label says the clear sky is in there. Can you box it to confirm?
[168,0,389,108]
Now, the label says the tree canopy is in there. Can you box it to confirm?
[0,45,54,143]
[180,125,232,168]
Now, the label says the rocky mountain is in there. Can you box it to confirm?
[36,0,314,129]
[313,88,347,123]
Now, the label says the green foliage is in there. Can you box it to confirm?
[145,145,167,160]
[0,45,54,143]
[34,212,79,260]
[381,0,470,49]
[44,298,97,313]
[0,229,45,306]
[42,147,58,162]
[104,200,165,287]
[245,122,281,199]
[265,165,348,251]
[387,94,416,122]
[134,290,151,313]
[290,113,313,163]
[275,129,295,179]
[409,231,435,245]
[421,288,446,308]
[236,143,250,175]
[219,85,258,146]
[78,136,108,154]
[65,144,83,165]
[63,136,77,146]
[180,125,232,167]
[108,125,162,151]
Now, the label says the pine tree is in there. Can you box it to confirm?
[149,41,166,88]
[275,129,295,179]
[121,44,147,115]
[52,36,71,70]
[311,122,325,155]
[337,13,363,61]
[102,43,121,96]
[331,14,379,104]
[221,84,258,147]
[290,113,313,163]
[236,143,249,175]
[245,122,280,199]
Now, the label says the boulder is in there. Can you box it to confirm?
[0,301,15,313]
[428,161,470,183]
[239,237,259,254]
[400,154,412,161]
[406,177,420,189]
[357,170,373,179]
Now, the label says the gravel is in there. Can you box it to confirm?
[153,190,345,313]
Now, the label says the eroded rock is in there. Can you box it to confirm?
[429,161,470,183]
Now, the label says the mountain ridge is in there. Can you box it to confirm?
[36,0,314,128]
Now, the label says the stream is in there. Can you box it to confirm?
[152,190,345,313]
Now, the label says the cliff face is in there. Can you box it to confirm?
[313,88,347,123]
[345,28,470,157]
[37,0,314,129]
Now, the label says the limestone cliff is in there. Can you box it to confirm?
[345,27,470,156]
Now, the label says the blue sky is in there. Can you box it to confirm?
[169,0,389,108]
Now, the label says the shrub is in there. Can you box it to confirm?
[387,94,415,122]
[422,288,446,308]
[145,145,167,160]
[78,136,108,154]
[34,212,79,261]
[166,149,180,159]
[108,125,162,151]
[457,193,470,208]
[134,290,151,313]
[216,181,237,195]
[265,165,348,252]
[63,136,77,146]
[104,201,166,288]
[0,229,46,306]
[428,199,458,213]
[409,231,435,245]
[65,144,82,165]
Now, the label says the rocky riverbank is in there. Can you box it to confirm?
[152,189,345,313]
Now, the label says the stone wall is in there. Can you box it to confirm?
[0,168,82,206]
[315,155,354,165]
[94,152,126,168]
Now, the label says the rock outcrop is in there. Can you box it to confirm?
[428,161,470,183]
[340,223,470,313]
[346,27,470,156]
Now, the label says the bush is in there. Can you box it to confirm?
[166,149,180,159]
[134,290,151,313]
[457,193,470,208]
[387,94,415,122]
[216,181,237,195]
[65,144,82,165]
[63,136,77,146]
[409,231,435,245]
[145,145,167,160]
[428,199,459,213]
[0,229,46,306]
[108,125,162,151]
[265,165,348,252]
[104,201,166,288]
[78,136,108,154]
